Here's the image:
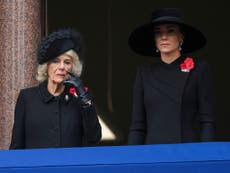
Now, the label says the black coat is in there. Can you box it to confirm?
[128,56,215,145]
[10,81,101,149]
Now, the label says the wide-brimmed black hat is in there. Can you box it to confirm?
[128,8,206,56]
[37,28,83,64]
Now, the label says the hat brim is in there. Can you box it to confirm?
[128,21,206,56]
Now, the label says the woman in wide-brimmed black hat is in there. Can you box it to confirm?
[10,28,101,149]
[128,8,215,145]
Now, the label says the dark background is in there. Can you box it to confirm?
[47,0,230,145]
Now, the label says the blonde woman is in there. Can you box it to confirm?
[10,29,101,149]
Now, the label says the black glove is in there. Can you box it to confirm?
[62,71,91,105]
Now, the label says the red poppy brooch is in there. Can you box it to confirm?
[180,57,195,72]
[69,87,89,98]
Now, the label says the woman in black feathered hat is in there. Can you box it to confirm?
[10,28,101,149]
[128,8,215,145]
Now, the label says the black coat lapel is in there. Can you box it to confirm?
[148,56,190,104]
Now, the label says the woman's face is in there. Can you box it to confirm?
[47,54,73,84]
[154,23,183,55]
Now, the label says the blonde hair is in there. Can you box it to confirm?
[36,49,83,82]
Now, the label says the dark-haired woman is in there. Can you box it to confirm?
[128,8,215,145]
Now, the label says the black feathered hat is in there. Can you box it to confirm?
[37,28,83,64]
[128,8,206,56]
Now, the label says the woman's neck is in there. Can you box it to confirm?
[161,51,181,64]
[47,80,65,96]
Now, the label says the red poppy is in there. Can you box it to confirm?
[180,57,195,72]
[69,87,76,95]
[69,86,89,95]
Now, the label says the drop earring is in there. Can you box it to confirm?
[179,40,183,51]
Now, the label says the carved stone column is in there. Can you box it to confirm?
[0,0,41,149]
